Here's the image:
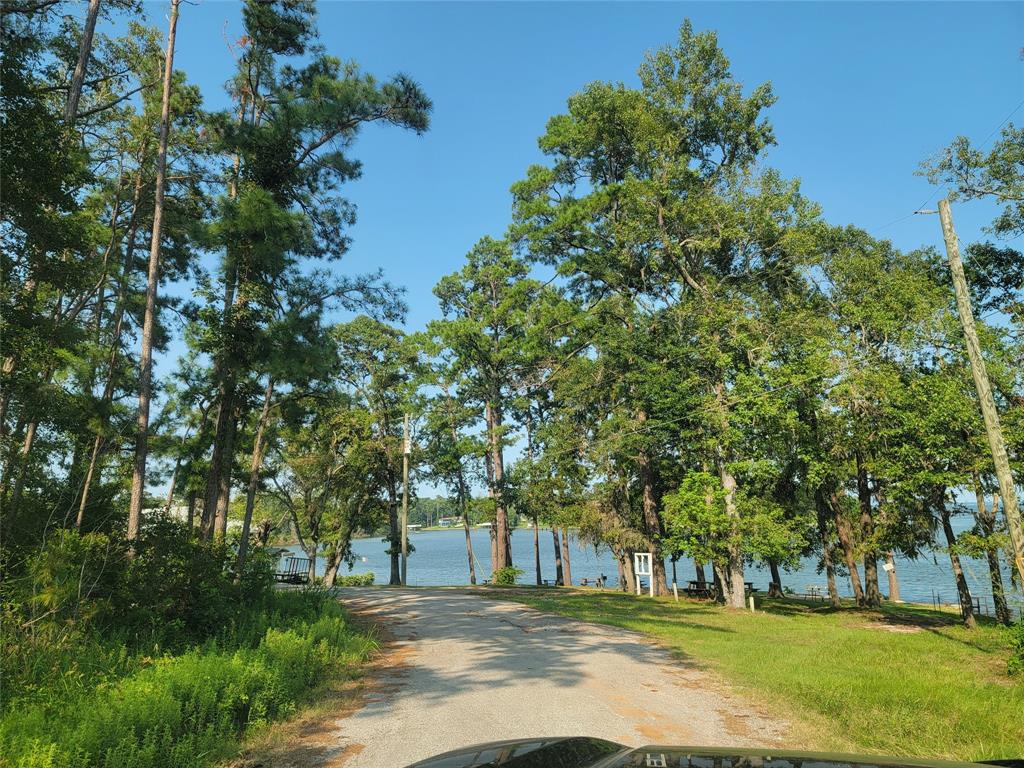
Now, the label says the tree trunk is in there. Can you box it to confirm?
[533,515,541,585]
[551,526,563,586]
[885,551,901,602]
[202,265,238,540]
[65,0,101,122]
[940,498,976,628]
[127,0,179,548]
[830,489,865,604]
[621,548,635,593]
[976,486,1011,625]
[695,561,707,584]
[814,488,841,607]
[718,459,747,609]
[322,544,343,588]
[164,428,192,513]
[213,401,238,540]
[185,490,197,529]
[457,469,476,586]
[709,382,746,608]
[855,453,880,607]
[7,420,39,513]
[387,477,400,585]
[75,435,104,530]
[236,377,273,576]
[768,560,784,598]
[202,398,231,537]
[712,560,730,606]
[560,527,573,587]
[308,539,318,584]
[636,443,668,594]
[485,401,510,571]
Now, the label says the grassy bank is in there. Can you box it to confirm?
[493,589,1023,762]
[0,588,374,768]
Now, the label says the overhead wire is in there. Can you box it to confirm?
[876,96,1024,233]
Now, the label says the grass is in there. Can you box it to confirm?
[0,590,376,768]
[492,589,1023,762]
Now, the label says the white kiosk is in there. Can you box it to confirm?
[633,552,654,597]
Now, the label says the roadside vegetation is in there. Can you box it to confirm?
[0,519,374,768]
[497,589,1024,762]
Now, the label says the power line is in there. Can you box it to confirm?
[877,96,1024,234]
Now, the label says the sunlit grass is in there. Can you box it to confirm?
[492,589,1023,762]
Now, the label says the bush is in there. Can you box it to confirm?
[9,518,275,649]
[333,572,374,586]
[1009,619,1024,677]
[492,566,524,586]
[0,591,375,768]
[1,522,277,714]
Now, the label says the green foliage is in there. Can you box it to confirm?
[663,471,807,569]
[1010,620,1024,677]
[332,572,375,586]
[1,523,279,713]
[492,566,524,585]
[0,590,374,768]
[13,519,273,643]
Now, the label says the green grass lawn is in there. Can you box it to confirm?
[492,589,1023,762]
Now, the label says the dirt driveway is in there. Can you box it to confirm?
[285,588,785,767]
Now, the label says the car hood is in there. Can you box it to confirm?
[405,737,1022,768]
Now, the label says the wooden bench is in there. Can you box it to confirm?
[274,556,311,585]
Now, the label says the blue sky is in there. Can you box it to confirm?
[160,1,1022,335]
[115,1,1022,494]
[159,0,1024,331]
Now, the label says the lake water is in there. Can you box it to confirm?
[285,522,1023,618]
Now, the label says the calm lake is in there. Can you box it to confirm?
[285,518,1023,617]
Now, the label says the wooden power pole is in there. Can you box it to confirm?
[938,198,1024,585]
[401,413,411,585]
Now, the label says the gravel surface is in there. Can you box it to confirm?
[328,588,786,767]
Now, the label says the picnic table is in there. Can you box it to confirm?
[683,580,758,599]
[274,556,311,585]
[684,580,716,599]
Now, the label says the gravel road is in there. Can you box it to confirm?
[327,588,786,767]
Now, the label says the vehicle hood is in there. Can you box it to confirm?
[405,737,1022,768]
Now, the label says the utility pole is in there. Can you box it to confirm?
[937,198,1024,585]
[401,412,411,585]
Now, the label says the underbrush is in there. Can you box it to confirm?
[0,522,375,768]
[331,571,375,586]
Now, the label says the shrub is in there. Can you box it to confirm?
[9,519,275,650]
[23,529,128,629]
[1,523,278,715]
[334,572,374,586]
[1009,619,1024,677]
[492,566,524,586]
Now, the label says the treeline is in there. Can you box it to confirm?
[2,2,1023,640]
[1,0,431,594]
[416,24,1024,623]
